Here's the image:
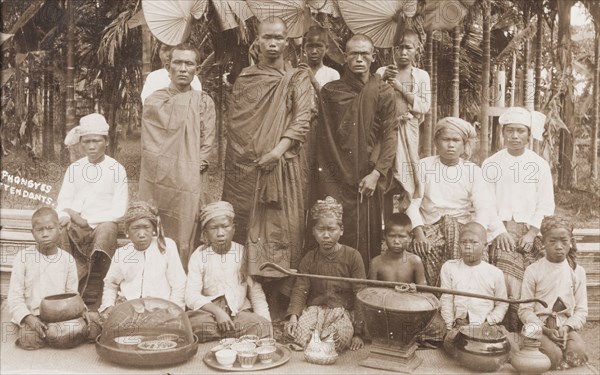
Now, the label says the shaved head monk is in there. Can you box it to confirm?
[315,34,398,272]
[222,17,314,314]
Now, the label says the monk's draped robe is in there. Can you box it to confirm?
[316,71,397,270]
[139,86,216,267]
[222,63,313,278]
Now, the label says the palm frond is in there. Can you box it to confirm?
[492,19,536,65]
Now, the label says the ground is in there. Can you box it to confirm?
[1,133,599,369]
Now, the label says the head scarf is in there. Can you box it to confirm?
[64,113,110,147]
[540,215,577,269]
[499,107,547,141]
[310,196,343,224]
[199,201,235,231]
[434,117,478,159]
[121,201,166,253]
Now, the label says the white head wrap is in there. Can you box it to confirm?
[64,113,110,146]
[499,107,546,141]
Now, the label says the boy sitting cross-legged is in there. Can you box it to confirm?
[7,207,79,350]
[518,215,588,370]
[185,201,272,342]
[285,196,366,352]
[441,222,511,356]
[370,213,445,344]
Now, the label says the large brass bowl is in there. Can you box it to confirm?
[95,333,199,367]
[39,293,86,323]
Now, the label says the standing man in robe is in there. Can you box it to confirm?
[222,17,313,311]
[139,43,216,268]
[141,43,203,105]
[317,35,398,271]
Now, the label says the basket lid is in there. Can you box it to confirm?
[356,287,440,312]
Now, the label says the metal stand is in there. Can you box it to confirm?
[360,339,422,373]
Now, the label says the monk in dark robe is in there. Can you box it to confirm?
[316,35,398,271]
[139,43,216,268]
[222,18,313,294]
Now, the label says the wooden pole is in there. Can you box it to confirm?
[423,31,433,157]
[492,69,506,153]
[510,51,517,107]
[431,38,438,154]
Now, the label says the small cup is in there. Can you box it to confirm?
[219,338,238,348]
[239,334,259,344]
[237,350,258,369]
[257,338,276,347]
[231,342,256,353]
[215,349,237,368]
[257,345,277,364]
[113,335,144,350]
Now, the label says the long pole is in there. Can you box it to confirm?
[260,262,548,307]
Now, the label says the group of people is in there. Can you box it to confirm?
[6,16,589,372]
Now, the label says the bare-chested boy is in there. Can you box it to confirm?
[370,213,446,344]
[369,213,426,284]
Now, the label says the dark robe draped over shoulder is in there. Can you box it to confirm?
[139,87,216,268]
[222,63,313,279]
[316,70,397,270]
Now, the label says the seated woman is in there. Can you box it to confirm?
[406,117,505,287]
[484,107,555,331]
[285,196,365,352]
[185,201,271,342]
[99,201,187,318]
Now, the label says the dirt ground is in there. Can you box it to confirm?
[582,321,600,370]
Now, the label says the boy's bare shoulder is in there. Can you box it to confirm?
[370,254,384,267]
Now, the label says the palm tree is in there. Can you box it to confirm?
[555,0,576,189]
[66,0,77,160]
[480,0,491,159]
[452,26,461,117]
[582,0,600,179]
[423,30,434,156]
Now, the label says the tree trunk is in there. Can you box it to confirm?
[591,23,599,179]
[452,26,461,117]
[431,38,439,153]
[423,30,434,157]
[522,6,530,102]
[480,0,491,159]
[66,0,78,161]
[48,70,55,159]
[42,62,52,158]
[142,24,153,83]
[557,0,576,189]
[534,7,544,110]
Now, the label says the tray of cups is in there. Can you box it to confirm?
[204,339,290,372]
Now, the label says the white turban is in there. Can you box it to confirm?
[499,107,546,141]
[64,113,110,147]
